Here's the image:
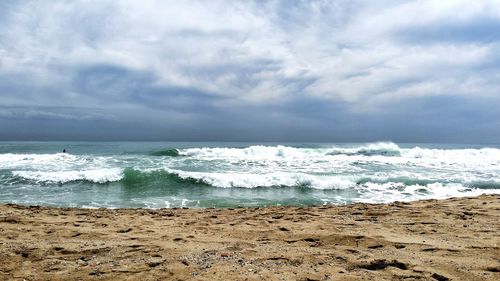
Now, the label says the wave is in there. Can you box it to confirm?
[9,168,349,189]
[354,181,500,203]
[0,153,80,169]
[355,176,439,186]
[3,143,500,165]
[400,146,500,162]
[121,168,207,187]
[175,143,404,159]
[468,181,500,190]
[12,168,123,184]
[8,168,213,187]
[326,142,401,156]
[175,142,500,160]
[177,145,318,159]
[0,153,117,174]
[150,149,180,157]
[9,168,500,192]
[169,170,356,189]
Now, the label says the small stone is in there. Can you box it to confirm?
[147,261,162,267]
[220,251,230,257]
[117,228,132,233]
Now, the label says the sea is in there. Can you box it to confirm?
[0,141,499,208]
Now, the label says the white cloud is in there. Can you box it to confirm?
[1,0,500,112]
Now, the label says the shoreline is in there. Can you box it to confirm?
[1,195,499,280]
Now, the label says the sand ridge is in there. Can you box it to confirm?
[0,195,499,280]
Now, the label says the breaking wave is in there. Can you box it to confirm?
[326,142,401,156]
[172,142,500,162]
[149,149,181,157]
[177,145,317,159]
[8,168,500,192]
[11,168,123,184]
[121,168,207,187]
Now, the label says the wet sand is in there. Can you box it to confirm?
[0,195,499,281]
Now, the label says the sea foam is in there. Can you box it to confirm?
[12,168,123,184]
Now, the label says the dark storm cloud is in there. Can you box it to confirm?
[0,0,500,143]
[0,106,114,121]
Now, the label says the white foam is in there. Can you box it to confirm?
[356,181,500,203]
[326,142,401,156]
[12,168,123,184]
[177,143,500,169]
[0,153,79,169]
[401,147,500,163]
[178,145,322,159]
[168,169,358,189]
[0,153,118,172]
[179,143,403,159]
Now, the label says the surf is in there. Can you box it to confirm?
[149,149,181,157]
[1,141,499,208]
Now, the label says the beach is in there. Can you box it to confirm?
[0,195,498,281]
[2,0,500,280]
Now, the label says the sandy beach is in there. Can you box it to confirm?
[0,195,498,281]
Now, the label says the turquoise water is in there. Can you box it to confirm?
[0,141,499,208]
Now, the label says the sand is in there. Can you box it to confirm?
[0,195,499,281]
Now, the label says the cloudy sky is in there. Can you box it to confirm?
[1,0,500,143]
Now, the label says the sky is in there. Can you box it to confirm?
[1,0,500,143]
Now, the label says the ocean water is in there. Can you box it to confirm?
[0,141,499,208]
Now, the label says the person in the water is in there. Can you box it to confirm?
[63,149,66,153]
